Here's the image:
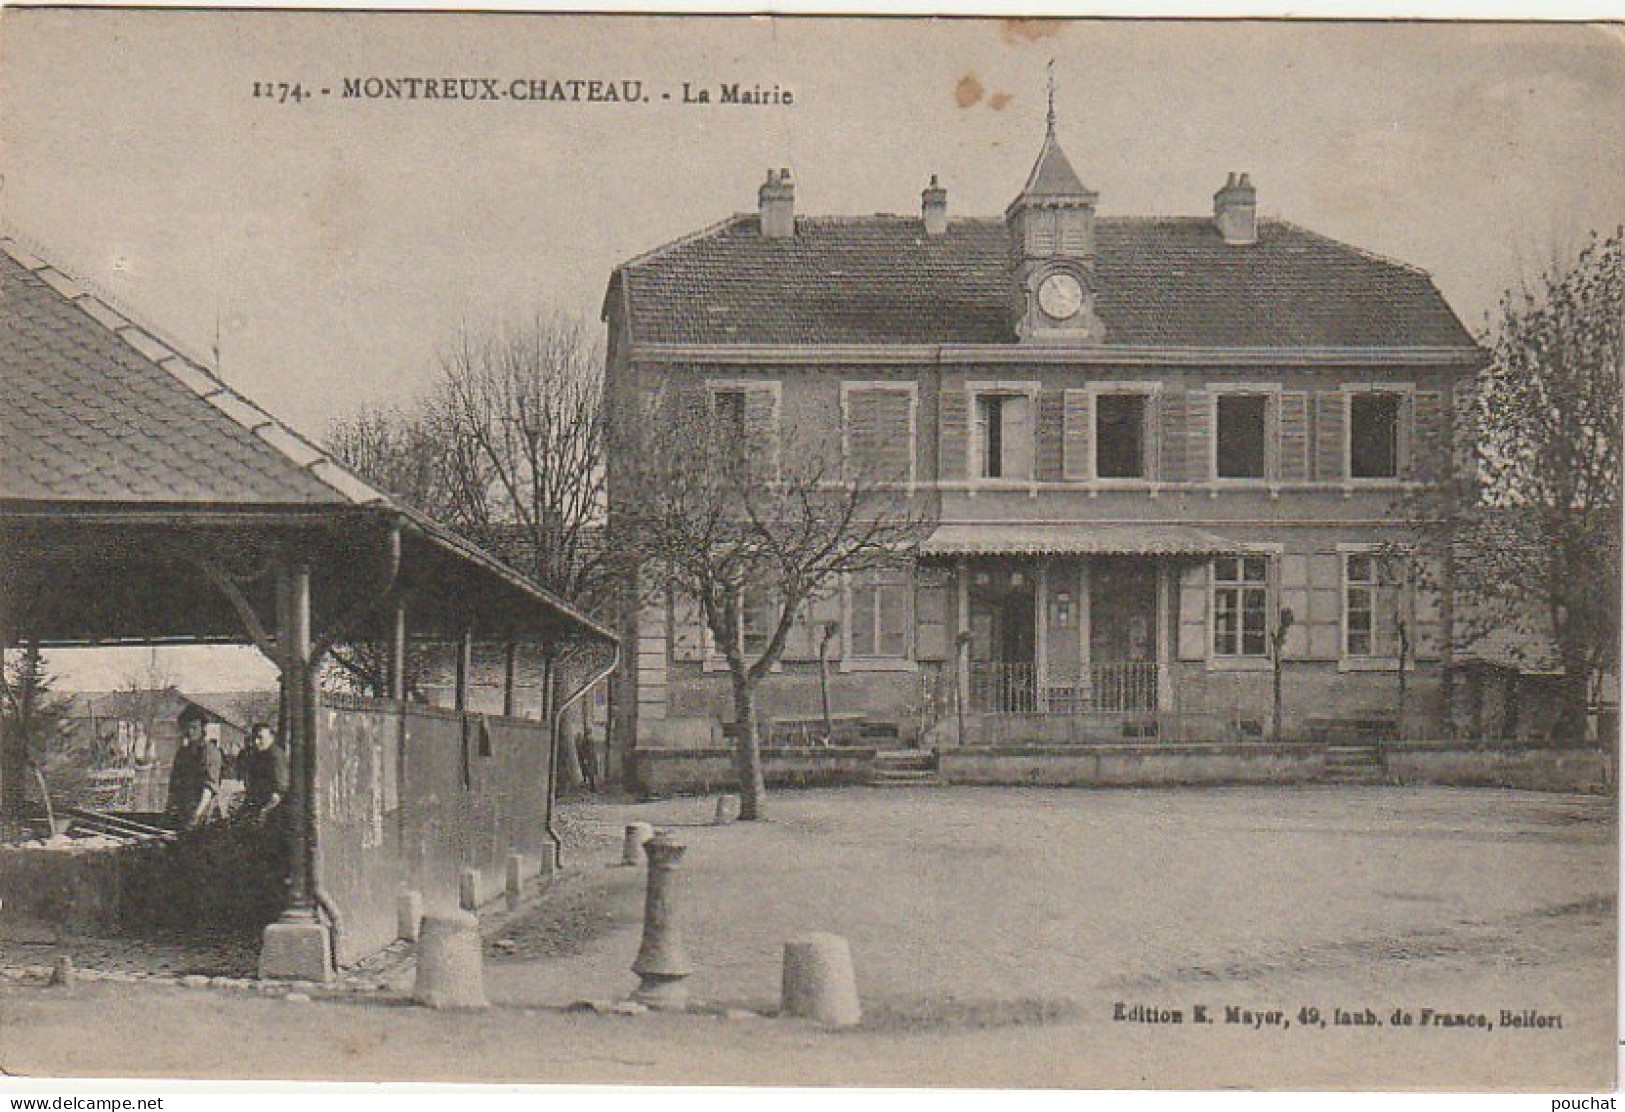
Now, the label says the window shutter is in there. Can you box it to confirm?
[1002,394,1035,480]
[1412,556,1444,661]
[940,388,970,480]
[1306,553,1343,660]
[846,387,913,485]
[1410,391,1446,484]
[1314,393,1345,481]
[1036,390,1065,482]
[915,574,950,661]
[1157,392,1186,483]
[1177,562,1208,661]
[1184,389,1211,484]
[1062,389,1093,481]
[1278,392,1311,482]
[745,386,779,481]
[1279,554,1312,659]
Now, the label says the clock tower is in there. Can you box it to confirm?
[1006,93,1106,344]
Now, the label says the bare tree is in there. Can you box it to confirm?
[328,314,612,778]
[1401,227,1623,737]
[0,645,73,820]
[612,387,933,820]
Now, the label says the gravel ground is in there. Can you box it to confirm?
[2,785,1615,1089]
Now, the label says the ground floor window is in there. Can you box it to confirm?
[1344,553,1402,657]
[849,570,910,658]
[1213,556,1269,657]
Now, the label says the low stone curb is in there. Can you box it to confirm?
[0,961,397,999]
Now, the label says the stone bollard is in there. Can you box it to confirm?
[397,890,424,942]
[506,853,525,912]
[48,955,75,989]
[413,909,488,1010]
[781,933,861,1028]
[713,795,741,825]
[459,868,481,911]
[630,833,693,1011]
[621,822,655,866]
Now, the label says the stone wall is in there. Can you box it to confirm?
[1384,741,1613,793]
[0,844,122,930]
[633,746,877,797]
[939,743,1324,787]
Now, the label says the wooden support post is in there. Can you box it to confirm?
[1035,561,1050,713]
[1156,563,1175,713]
[955,558,971,735]
[283,562,315,917]
[261,559,331,982]
[503,643,519,718]
[1078,561,1092,704]
[455,628,474,713]
[388,596,408,703]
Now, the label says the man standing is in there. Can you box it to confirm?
[238,722,288,815]
[165,707,223,828]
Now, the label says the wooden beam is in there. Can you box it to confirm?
[194,555,279,662]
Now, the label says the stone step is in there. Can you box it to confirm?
[868,773,943,788]
[873,751,936,773]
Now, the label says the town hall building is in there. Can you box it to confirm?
[603,113,1480,784]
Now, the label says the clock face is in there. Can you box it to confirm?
[1037,273,1085,321]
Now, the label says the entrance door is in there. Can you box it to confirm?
[1089,559,1158,711]
[967,561,1037,712]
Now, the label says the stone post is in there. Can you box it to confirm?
[631,833,693,1011]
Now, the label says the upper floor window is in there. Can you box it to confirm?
[1344,553,1402,657]
[1216,394,1270,480]
[1213,556,1270,657]
[843,384,915,486]
[1350,392,1403,479]
[973,390,1034,481]
[705,380,780,481]
[1095,393,1149,479]
[849,570,910,658]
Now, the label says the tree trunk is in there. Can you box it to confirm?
[731,673,767,821]
[1555,651,1593,741]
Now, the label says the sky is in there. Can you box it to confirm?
[4,13,1624,688]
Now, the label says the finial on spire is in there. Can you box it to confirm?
[1046,58,1056,135]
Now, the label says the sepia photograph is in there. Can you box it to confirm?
[0,9,1620,1096]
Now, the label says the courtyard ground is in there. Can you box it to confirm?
[1,785,1615,1090]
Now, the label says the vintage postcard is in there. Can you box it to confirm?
[0,9,1619,1097]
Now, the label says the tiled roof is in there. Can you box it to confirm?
[1017,130,1092,199]
[0,240,383,506]
[615,215,1476,350]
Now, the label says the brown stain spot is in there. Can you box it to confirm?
[1000,19,1063,46]
[954,73,985,108]
[989,92,1013,111]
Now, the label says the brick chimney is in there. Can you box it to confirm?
[1213,172,1257,246]
[758,167,795,239]
[921,174,948,236]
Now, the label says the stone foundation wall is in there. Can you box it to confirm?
[1384,742,1613,793]
[0,845,123,930]
[633,746,878,797]
[939,744,1324,787]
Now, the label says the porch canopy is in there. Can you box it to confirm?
[920,523,1239,559]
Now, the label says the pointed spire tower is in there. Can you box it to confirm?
[1007,65,1105,343]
